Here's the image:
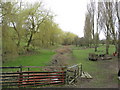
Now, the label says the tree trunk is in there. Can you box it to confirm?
[27,33,33,47]
[94,40,98,52]
[75,43,77,47]
[106,44,109,55]
[42,39,44,47]
[106,37,109,55]
[17,33,21,47]
[95,46,97,52]
[106,29,109,55]
[115,43,118,52]
[51,42,54,46]
[94,39,98,52]
[12,22,21,47]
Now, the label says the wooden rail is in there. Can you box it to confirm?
[1,71,66,87]
[0,64,82,87]
[0,66,67,88]
[65,63,82,84]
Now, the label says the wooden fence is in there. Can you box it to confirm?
[0,64,82,88]
[0,66,66,88]
[66,64,82,84]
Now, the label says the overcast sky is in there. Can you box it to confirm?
[22,0,88,37]
[22,0,105,39]
[42,0,89,38]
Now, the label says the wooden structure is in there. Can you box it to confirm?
[89,53,98,61]
[89,53,112,61]
[66,64,82,84]
[0,66,66,88]
[81,72,92,79]
[0,64,83,88]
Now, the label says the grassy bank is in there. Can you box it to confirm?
[3,49,55,71]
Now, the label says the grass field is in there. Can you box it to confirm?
[72,45,115,71]
[72,45,118,88]
[2,44,118,88]
[3,49,55,71]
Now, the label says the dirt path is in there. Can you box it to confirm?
[74,57,118,88]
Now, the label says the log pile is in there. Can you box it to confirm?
[88,53,112,61]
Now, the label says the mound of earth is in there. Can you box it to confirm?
[43,46,73,71]
[54,46,72,54]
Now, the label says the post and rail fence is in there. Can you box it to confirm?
[0,64,82,88]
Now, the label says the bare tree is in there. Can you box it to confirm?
[87,1,100,51]
[98,1,115,54]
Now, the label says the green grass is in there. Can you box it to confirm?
[73,45,115,71]
[3,49,55,71]
[73,47,97,72]
[95,45,115,55]
[2,44,118,87]
[72,45,118,88]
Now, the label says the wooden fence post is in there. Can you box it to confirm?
[68,75,70,84]
[19,65,23,87]
[80,64,82,76]
[80,64,82,88]
[28,68,29,82]
[65,71,69,84]
[78,65,80,76]
[28,68,29,71]
[63,71,66,85]
[74,70,77,83]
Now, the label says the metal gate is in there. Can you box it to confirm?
[0,66,66,88]
[0,64,82,88]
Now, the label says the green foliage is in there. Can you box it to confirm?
[2,26,18,61]
[84,12,93,47]
[62,32,77,45]
[1,1,77,61]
